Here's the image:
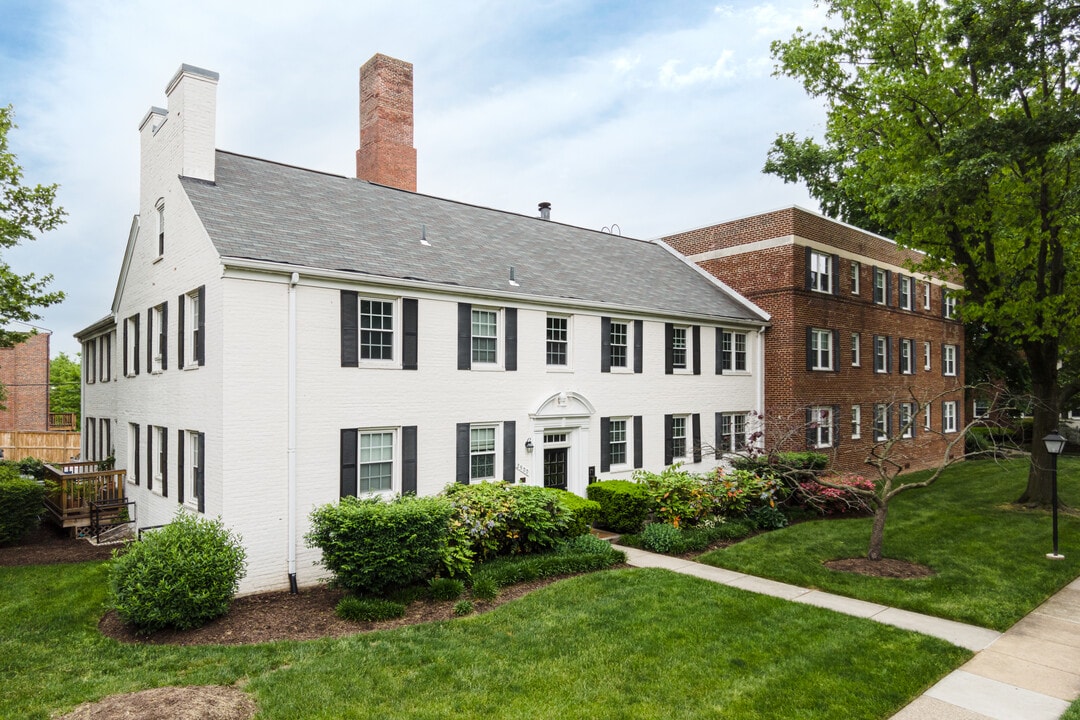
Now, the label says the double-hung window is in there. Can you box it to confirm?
[923,282,931,310]
[974,399,990,418]
[944,290,957,319]
[943,401,958,433]
[359,430,395,493]
[851,333,861,367]
[671,326,688,370]
[924,403,932,430]
[717,412,747,453]
[124,315,140,377]
[608,321,628,369]
[924,341,932,370]
[874,404,890,441]
[179,286,205,368]
[150,304,166,372]
[670,415,688,460]
[873,335,889,373]
[99,333,112,382]
[721,330,748,372]
[899,403,915,438]
[360,299,394,360]
[943,344,957,376]
[156,201,165,257]
[546,315,569,367]
[850,261,861,295]
[899,338,914,374]
[608,418,628,466]
[471,309,498,365]
[851,404,861,439]
[809,250,833,293]
[873,268,888,304]
[470,426,497,481]
[898,275,913,310]
[809,406,834,448]
[809,329,833,371]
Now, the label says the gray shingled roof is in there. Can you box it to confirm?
[180,151,763,323]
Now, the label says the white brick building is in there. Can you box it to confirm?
[77,63,770,594]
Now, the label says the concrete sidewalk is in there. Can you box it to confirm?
[617,545,1080,720]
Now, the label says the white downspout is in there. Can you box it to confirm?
[287,272,299,593]
[756,327,767,452]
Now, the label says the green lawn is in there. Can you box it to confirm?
[1065,697,1080,720]
[699,457,1080,630]
[2,562,968,719]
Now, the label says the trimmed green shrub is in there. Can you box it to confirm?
[586,480,652,533]
[641,522,683,553]
[556,533,614,556]
[443,482,574,558]
[620,518,755,554]
[428,577,465,601]
[453,600,475,616]
[307,494,454,595]
[749,504,789,530]
[108,512,246,632]
[472,544,625,588]
[336,596,407,622]
[553,490,601,536]
[471,575,499,601]
[0,473,46,546]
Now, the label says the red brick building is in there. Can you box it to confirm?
[0,332,51,432]
[663,207,965,474]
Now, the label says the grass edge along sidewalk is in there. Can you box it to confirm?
[2,563,968,719]
[698,457,1080,631]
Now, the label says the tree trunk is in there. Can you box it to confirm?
[1017,343,1060,507]
[867,503,888,561]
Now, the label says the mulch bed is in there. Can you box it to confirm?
[824,557,936,578]
[0,523,119,566]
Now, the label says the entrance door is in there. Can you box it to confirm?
[543,447,568,490]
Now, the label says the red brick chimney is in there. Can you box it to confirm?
[356,54,417,192]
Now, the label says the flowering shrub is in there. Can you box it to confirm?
[442,482,574,559]
[797,474,875,515]
[635,464,715,527]
[711,468,785,516]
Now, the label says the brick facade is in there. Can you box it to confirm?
[0,333,50,432]
[355,53,417,192]
[664,207,966,474]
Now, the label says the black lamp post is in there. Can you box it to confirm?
[1043,430,1067,560]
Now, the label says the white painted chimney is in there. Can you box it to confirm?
[161,64,219,182]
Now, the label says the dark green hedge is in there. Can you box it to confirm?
[586,480,652,533]
[0,474,45,546]
[553,490,602,536]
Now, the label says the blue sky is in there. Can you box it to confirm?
[0,0,826,358]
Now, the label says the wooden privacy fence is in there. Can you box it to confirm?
[0,431,81,463]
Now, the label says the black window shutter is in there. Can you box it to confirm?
[457,303,472,370]
[805,327,814,371]
[714,412,722,458]
[600,317,611,373]
[161,302,168,370]
[887,336,893,373]
[633,416,643,468]
[132,424,140,485]
[885,270,893,306]
[502,421,516,480]
[196,432,205,513]
[715,329,724,375]
[692,413,701,463]
[832,330,840,372]
[402,426,418,494]
[340,290,358,367]
[600,417,611,472]
[663,414,674,465]
[664,323,674,374]
[177,293,186,370]
[831,254,840,295]
[909,338,917,375]
[160,429,169,498]
[146,424,153,492]
[692,325,701,375]
[196,285,206,366]
[941,285,947,317]
[456,422,470,483]
[909,406,917,438]
[504,308,517,371]
[805,409,815,448]
[402,298,418,370]
[804,248,813,290]
[123,322,129,377]
[146,308,154,373]
[134,315,140,376]
[177,429,185,504]
[633,320,643,373]
[340,428,357,497]
[832,405,841,447]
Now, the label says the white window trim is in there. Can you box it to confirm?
[923,282,931,310]
[900,339,914,375]
[151,425,166,497]
[608,417,631,470]
[943,401,958,433]
[608,319,633,374]
[469,424,501,482]
[850,261,860,295]
[924,403,932,431]
[809,250,832,294]
[127,423,139,485]
[545,313,573,371]
[944,292,957,319]
[357,427,400,496]
[155,199,165,260]
[973,400,990,418]
[898,276,913,311]
[151,305,165,374]
[671,414,691,462]
[810,406,834,448]
[184,290,202,370]
[943,344,957,376]
[924,341,932,371]
[722,329,750,374]
[470,307,502,370]
[900,403,914,439]
[874,404,889,441]
[810,328,833,371]
[357,295,400,369]
[851,404,861,439]
[125,316,139,377]
[184,429,202,509]
[873,269,887,305]
[851,332,861,367]
[718,412,748,454]
[874,336,888,374]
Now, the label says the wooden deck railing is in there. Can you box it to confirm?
[43,462,127,529]
[48,413,78,431]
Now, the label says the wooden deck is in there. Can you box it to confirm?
[43,461,128,531]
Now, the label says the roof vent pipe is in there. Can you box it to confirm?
[538,202,551,220]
